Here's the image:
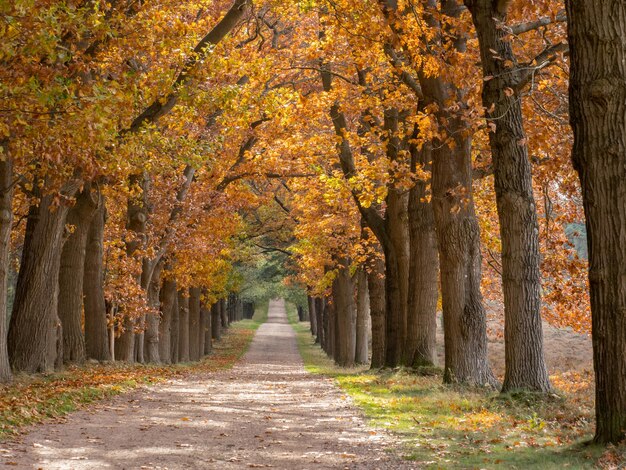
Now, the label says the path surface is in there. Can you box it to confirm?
[1,300,413,469]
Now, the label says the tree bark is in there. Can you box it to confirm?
[177,290,190,362]
[566,0,626,443]
[8,179,81,373]
[464,0,550,393]
[158,277,177,365]
[203,301,212,355]
[211,302,221,341]
[403,0,496,387]
[319,62,406,368]
[143,260,162,363]
[332,259,357,367]
[315,297,325,347]
[83,190,111,361]
[355,268,370,365]
[0,151,13,382]
[114,317,135,362]
[188,287,201,361]
[220,298,228,329]
[308,295,318,337]
[430,116,496,386]
[406,137,439,368]
[325,298,335,358]
[134,321,145,363]
[170,293,179,363]
[368,255,386,369]
[58,185,99,364]
[382,108,410,367]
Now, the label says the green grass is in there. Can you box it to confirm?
[0,310,267,440]
[285,306,620,469]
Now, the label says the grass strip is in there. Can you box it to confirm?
[285,303,623,469]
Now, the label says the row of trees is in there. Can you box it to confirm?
[0,0,624,444]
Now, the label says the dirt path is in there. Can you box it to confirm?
[1,300,413,469]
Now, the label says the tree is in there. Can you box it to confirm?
[566,0,626,444]
[464,0,553,393]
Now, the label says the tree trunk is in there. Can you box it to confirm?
[566,0,626,443]
[58,186,99,364]
[83,190,111,361]
[134,321,145,363]
[8,179,81,373]
[203,301,212,355]
[368,255,386,369]
[220,298,228,329]
[408,0,495,387]
[159,277,177,364]
[382,108,410,368]
[170,293,179,363]
[211,303,221,341]
[325,298,335,358]
[188,287,201,361]
[355,268,370,365]
[430,115,496,386]
[143,260,162,363]
[465,0,550,393]
[178,290,190,362]
[332,259,357,367]
[115,317,135,362]
[308,295,318,337]
[404,137,439,368]
[315,297,325,347]
[0,151,12,382]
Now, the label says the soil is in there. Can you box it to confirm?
[0,300,415,470]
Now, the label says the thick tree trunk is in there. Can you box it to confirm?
[83,191,110,361]
[355,268,370,365]
[220,298,228,329]
[0,152,12,382]
[202,301,212,355]
[117,174,150,363]
[406,139,439,367]
[566,0,626,443]
[170,293,179,363]
[308,295,318,337]
[58,186,99,364]
[368,255,386,369]
[115,317,135,362]
[325,298,335,358]
[430,117,496,386]
[465,0,550,393]
[9,180,81,373]
[332,259,357,367]
[382,108,410,368]
[211,303,221,341]
[143,261,162,363]
[409,0,495,387]
[134,321,145,363]
[315,297,325,347]
[188,287,201,361]
[158,277,177,364]
[177,290,190,362]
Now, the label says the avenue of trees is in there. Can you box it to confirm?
[0,0,624,445]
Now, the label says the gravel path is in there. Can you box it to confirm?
[1,299,413,469]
